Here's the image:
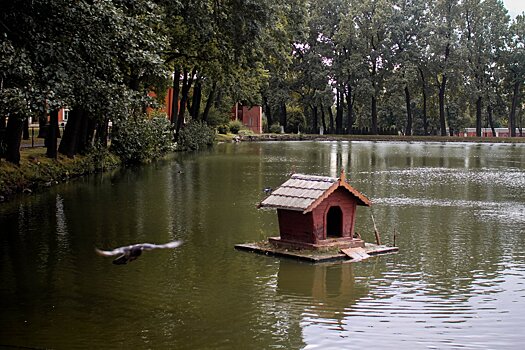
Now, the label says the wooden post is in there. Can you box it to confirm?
[371,213,381,245]
[393,228,397,247]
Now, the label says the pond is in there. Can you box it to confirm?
[1,141,524,349]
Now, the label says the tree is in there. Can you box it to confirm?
[461,0,509,137]
[1,0,168,163]
[506,13,525,137]
[428,0,461,136]
[350,0,396,134]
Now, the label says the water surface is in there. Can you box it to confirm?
[1,141,524,349]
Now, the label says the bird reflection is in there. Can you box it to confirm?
[95,240,182,265]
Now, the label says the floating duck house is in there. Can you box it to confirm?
[235,171,398,263]
[258,171,370,250]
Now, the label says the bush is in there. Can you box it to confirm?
[111,116,174,163]
[177,120,215,151]
[287,106,306,133]
[228,120,243,134]
[206,108,230,128]
[269,123,281,134]
[217,124,229,134]
[238,129,254,137]
[149,117,175,155]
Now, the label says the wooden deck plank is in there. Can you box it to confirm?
[340,247,371,261]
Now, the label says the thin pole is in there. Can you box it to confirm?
[371,213,381,245]
[393,228,397,247]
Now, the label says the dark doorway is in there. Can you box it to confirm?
[326,206,343,238]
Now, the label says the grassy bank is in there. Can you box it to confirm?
[0,148,120,201]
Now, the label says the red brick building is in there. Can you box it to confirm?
[259,171,371,250]
[231,103,262,134]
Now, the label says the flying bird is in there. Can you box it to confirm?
[95,240,183,265]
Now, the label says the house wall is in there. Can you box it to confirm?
[231,104,263,134]
[276,187,359,244]
[277,209,315,244]
[311,188,357,241]
[241,106,262,134]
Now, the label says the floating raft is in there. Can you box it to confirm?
[235,241,398,263]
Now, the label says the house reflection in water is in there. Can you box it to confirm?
[276,261,369,323]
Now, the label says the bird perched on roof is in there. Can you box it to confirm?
[263,187,273,195]
[95,240,182,265]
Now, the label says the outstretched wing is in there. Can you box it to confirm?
[95,246,129,257]
[140,240,183,251]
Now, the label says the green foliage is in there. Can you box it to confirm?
[206,108,230,128]
[177,121,215,151]
[228,120,243,134]
[287,106,306,133]
[217,125,229,134]
[238,129,255,137]
[111,116,174,163]
[269,123,282,134]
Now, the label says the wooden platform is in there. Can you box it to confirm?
[235,241,398,263]
[341,247,370,261]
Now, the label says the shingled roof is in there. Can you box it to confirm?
[259,172,371,213]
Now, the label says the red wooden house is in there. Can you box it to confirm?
[231,103,262,134]
[259,171,371,250]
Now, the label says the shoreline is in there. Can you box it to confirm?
[237,133,525,144]
[2,134,524,202]
[0,148,121,202]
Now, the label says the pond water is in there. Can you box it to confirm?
[1,141,524,349]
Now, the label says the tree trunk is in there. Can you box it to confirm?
[263,95,272,128]
[476,95,482,137]
[38,112,48,138]
[419,68,428,136]
[175,68,196,139]
[335,87,343,134]
[371,95,378,134]
[279,102,287,132]
[328,104,334,134]
[312,104,318,134]
[5,115,24,165]
[95,118,110,147]
[170,67,180,124]
[487,105,496,137]
[320,102,327,133]
[439,75,447,136]
[509,79,519,137]
[46,110,59,159]
[202,81,217,123]
[191,78,202,120]
[0,116,6,158]
[345,85,354,134]
[404,85,412,136]
[23,117,30,140]
[59,108,82,157]
[175,70,188,138]
[77,111,91,154]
